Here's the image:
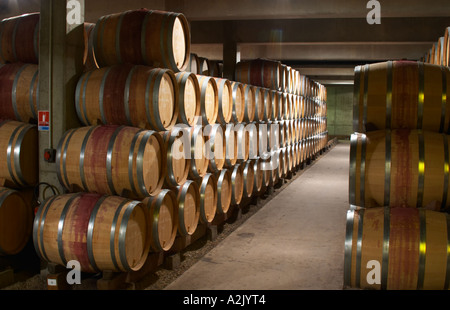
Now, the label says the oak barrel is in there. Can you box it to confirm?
[160,127,190,188]
[224,124,238,168]
[0,120,38,188]
[214,77,233,124]
[344,206,450,290]
[349,129,450,210]
[0,187,33,256]
[195,75,219,125]
[33,193,150,273]
[92,9,190,72]
[234,58,282,91]
[242,160,255,199]
[142,189,177,252]
[175,71,200,126]
[197,173,218,224]
[231,163,244,206]
[270,90,280,121]
[189,53,201,74]
[176,180,200,236]
[353,61,450,133]
[83,23,98,72]
[253,86,266,122]
[0,63,39,123]
[188,125,209,179]
[216,169,232,214]
[56,125,165,199]
[231,81,245,123]
[242,84,256,123]
[444,27,449,67]
[252,158,264,195]
[205,124,226,173]
[76,64,178,131]
[0,13,39,64]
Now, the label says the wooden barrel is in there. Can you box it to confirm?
[0,63,39,123]
[350,129,450,210]
[33,193,151,273]
[252,158,264,195]
[0,13,39,64]
[344,206,450,290]
[235,123,250,163]
[444,27,450,67]
[142,189,177,252]
[253,86,266,122]
[231,163,244,206]
[0,120,38,188]
[188,125,209,179]
[195,75,219,125]
[267,121,281,151]
[176,180,200,236]
[83,23,99,72]
[197,173,218,223]
[214,77,233,124]
[353,61,450,133]
[216,169,232,214]
[242,84,256,123]
[285,145,294,173]
[266,152,280,186]
[231,82,245,123]
[257,122,271,160]
[247,122,259,159]
[175,72,200,126]
[76,64,178,131]
[224,124,238,168]
[205,124,226,173]
[261,88,273,122]
[56,125,165,199]
[270,90,280,121]
[242,160,255,199]
[92,9,190,72]
[278,148,289,178]
[0,187,32,256]
[198,57,210,76]
[431,42,439,65]
[189,53,201,74]
[234,58,282,91]
[160,127,190,188]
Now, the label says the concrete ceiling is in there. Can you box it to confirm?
[2,0,450,85]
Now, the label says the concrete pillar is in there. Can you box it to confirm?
[38,0,85,201]
[222,21,239,81]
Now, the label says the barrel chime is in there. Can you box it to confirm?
[345,60,450,290]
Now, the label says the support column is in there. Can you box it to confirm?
[38,0,85,201]
[222,21,239,81]
[223,40,240,81]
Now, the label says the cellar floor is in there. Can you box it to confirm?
[164,141,350,290]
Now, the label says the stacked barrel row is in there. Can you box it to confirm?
[0,8,328,276]
[188,53,223,78]
[0,13,40,258]
[234,58,328,162]
[345,60,450,290]
[33,8,194,274]
[421,26,449,67]
[0,13,123,261]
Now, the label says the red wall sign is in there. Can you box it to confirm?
[38,111,50,131]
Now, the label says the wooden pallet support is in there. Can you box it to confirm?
[97,251,165,290]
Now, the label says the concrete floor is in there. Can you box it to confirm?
[165,142,350,290]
